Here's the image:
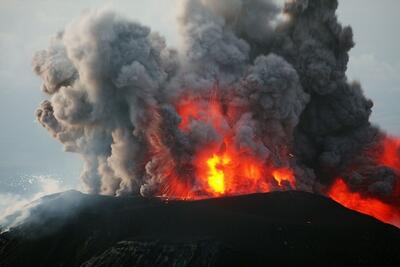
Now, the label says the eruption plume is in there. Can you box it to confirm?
[33,0,400,227]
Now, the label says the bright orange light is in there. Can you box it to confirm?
[206,154,230,194]
[272,168,296,188]
[379,136,400,173]
[176,95,225,134]
[196,145,269,197]
[164,91,297,199]
[380,136,400,197]
[329,178,400,228]
[243,164,262,181]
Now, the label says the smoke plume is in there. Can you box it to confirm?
[33,0,399,215]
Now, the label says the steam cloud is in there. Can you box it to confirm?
[33,0,399,205]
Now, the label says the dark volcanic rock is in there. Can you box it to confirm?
[81,240,234,267]
[0,191,399,266]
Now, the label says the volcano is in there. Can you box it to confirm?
[31,0,400,229]
[1,190,399,266]
[13,0,400,265]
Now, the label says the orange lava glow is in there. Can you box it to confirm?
[195,145,270,197]
[162,95,400,230]
[328,179,400,228]
[373,135,400,197]
[272,168,296,188]
[164,92,296,199]
[378,136,400,173]
[206,154,230,194]
[176,93,226,133]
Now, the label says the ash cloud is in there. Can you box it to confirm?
[33,1,399,203]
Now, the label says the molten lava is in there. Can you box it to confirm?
[173,93,400,229]
[379,136,400,173]
[196,146,269,197]
[378,136,400,197]
[328,179,400,228]
[327,135,400,228]
[206,154,230,194]
[272,168,296,188]
[168,92,296,199]
[176,93,226,133]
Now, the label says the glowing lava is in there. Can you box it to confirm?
[379,136,400,173]
[272,168,296,188]
[176,93,225,133]
[206,154,230,194]
[172,92,296,198]
[327,135,400,228]
[328,179,400,228]
[170,94,400,229]
[378,136,400,197]
[196,148,269,197]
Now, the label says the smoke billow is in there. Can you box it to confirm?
[33,0,399,208]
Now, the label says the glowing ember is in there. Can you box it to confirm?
[196,147,270,197]
[328,179,400,228]
[272,168,296,188]
[379,136,400,197]
[206,154,230,194]
[168,92,297,199]
[367,135,400,197]
[379,136,400,173]
[176,94,225,133]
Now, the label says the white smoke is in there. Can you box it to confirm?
[0,175,71,231]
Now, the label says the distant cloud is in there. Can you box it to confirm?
[0,175,73,229]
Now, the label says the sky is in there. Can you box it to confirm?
[0,0,399,210]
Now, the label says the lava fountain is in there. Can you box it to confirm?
[161,92,296,199]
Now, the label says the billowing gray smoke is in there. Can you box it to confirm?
[33,0,399,203]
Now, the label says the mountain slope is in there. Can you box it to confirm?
[1,190,399,266]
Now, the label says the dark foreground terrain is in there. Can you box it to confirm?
[0,190,399,266]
